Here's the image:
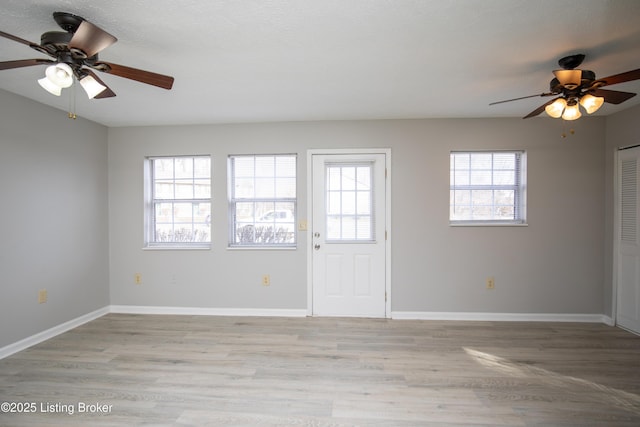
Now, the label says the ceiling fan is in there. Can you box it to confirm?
[0,11,174,100]
[490,54,640,120]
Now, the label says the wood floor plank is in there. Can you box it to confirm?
[1,314,639,426]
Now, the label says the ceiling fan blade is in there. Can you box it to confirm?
[0,58,54,70]
[84,69,116,99]
[523,97,562,119]
[489,93,554,106]
[69,20,117,57]
[591,88,636,105]
[0,30,39,47]
[95,61,174,90]
[0,30,53,57]
[598,68,640,87]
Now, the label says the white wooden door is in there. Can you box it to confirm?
[617,146,640,334]
[311,153,387,317]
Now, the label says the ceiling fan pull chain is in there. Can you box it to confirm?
[68,78,77,119]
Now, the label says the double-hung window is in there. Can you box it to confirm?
[228,154,297,247]
[145,156,211,247]
[450,151,526,225]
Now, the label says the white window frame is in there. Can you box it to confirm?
[228,154,297,248]
[144,155,212,249]
[450,150,527,226]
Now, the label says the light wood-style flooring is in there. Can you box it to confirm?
[1,314,639,426]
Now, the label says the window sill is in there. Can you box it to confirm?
[449,222,528,227]
[143,245,211,251]
[227,246,297,251]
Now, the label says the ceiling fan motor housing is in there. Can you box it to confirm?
[53,12,84,33]
[558,54,586,70]
[40,31,72,52]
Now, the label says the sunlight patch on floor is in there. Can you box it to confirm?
[463,347,640,414]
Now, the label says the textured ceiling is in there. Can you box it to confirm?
[1,0,639,127]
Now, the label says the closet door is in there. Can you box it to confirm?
[617,146,640,334]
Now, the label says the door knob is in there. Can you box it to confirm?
[314,244,321,250]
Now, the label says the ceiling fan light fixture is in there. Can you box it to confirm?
[44,63,73,88]
[545,98,567,118]
[79,74,107,99]
[37,76,62,96]
[553,69,582,88]
[562,102,582,121]
[579,93,605,114]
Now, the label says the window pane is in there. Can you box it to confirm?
[470,170,491,185]
[357,192,371,215]
[452,153,470,169]
[275,177,296,198]
[325,162,374,241]
[229,155,297,246]
[472,205,492,219]
[453,170,470,186]
[357,216,372,239]
[493,153,515,170]
[276,156,296,177]
[327,216,341,240]
[155,202,174,224]
[357,167,371,190]
[148,156,211,245]
[471,153,492,169]
[328,168,341,191]
[327,191,341,215]
[194,179,211,198]
[255,156,275,177]
[194,157,210,178]
[450,151,525,223]
[495,189,514,205]
[452,189,471,205]
[471,189,493,206]
[154,180,174,199]
[341,167,356,190]
[175,157,193,179]
[342,191,356,214]
[234,177,254,199]
[255,177,275,198]
[175,180,194,199]
[493,170,515,185]
[234,157,255,177]
[154,158,173,179]
[341,216,356,239]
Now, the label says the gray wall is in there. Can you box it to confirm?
[108,117,607,315]
[6,87,634,351]
[0,90,110,348]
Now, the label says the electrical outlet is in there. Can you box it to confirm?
[262,274,270,286]
[38,289,47,304]
[486,277,495,290]
[134,273,142,285]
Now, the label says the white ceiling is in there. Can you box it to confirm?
[1,0,639,127]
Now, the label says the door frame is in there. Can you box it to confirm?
[613,147,619,326]
[306,148,392,317]
[613,144,640,330]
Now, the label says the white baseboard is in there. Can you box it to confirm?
[392,311,613,324]
[0,306,109,360]
[109,305,308,318]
